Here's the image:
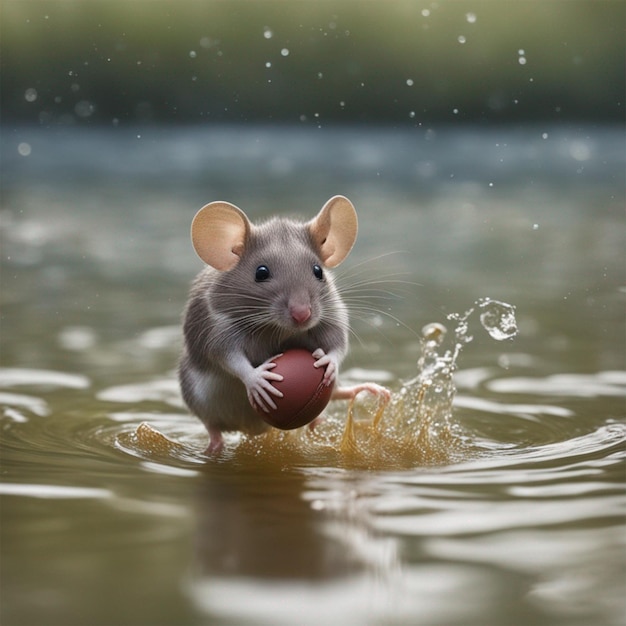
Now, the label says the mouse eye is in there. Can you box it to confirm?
[313,264,324,280]
[255,265,271,282]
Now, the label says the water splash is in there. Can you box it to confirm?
[476,297,518,341]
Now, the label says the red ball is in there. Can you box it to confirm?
[257,349,334,430]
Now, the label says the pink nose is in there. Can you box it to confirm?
[290,305,311,324]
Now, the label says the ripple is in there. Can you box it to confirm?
[0,368,90,389]
[0,392,49,418]
[488,371,626,398]
[455,394,574,417]
[373,495,624,537]
[0,483,112,499]
[97,377,182,407]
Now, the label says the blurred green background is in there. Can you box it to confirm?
[2,0,624,126]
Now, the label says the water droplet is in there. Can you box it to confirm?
[421,9,430,17]
[518,56,527,66]
[24,88,38,102]
[265,61,272,68]
[458,35,466,44]
[422,322,447,345]
[74,100,95,118]
[263,28,273,39]
[452,108,459,115]
[17,142,31,157]
[569,141,591,162]
[406,78,414,86]
[189,50,197,59]
[533,223,539,230]
[466,12,477,24]
[477,298,518,341]
[542,132,549,139]
[409,111,416,118]
[281,48,289,56]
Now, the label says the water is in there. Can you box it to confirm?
[1,125,625,625]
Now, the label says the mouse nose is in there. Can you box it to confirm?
[290,304,312,325]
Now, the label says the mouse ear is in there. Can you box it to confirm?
[191,201,250,271]
[308,195,358,267]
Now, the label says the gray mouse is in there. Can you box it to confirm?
[178,195,389,453]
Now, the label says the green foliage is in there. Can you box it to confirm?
[2,1,624,125]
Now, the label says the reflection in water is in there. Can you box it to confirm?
[193,468,372,580]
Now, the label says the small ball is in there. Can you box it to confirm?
[257,349,333,430]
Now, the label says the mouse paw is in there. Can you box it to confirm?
[204,428,225,455]
[244,359,284,413]
[332,382,391,402]
[312,348,338,386]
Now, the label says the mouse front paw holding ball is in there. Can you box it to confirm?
[243,358,284,413]
[177,195,390,454]
[312,347,339,386]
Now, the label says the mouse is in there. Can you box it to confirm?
[178,195,390,454]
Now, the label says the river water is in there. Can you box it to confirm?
[1,124,624,625]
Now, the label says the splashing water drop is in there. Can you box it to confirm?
[477,298,518,340]
[18,143,32,157]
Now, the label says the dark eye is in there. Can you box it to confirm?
[313,264,324,280]
[255,265,271,282]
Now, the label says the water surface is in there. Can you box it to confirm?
[1,125,624,625]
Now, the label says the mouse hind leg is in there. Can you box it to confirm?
[204,427,224,454]
[179,360,226,454]
[332,382,391,402]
